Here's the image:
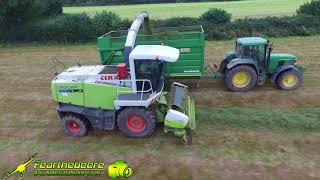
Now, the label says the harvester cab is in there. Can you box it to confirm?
[114,45,178,108]
[51,12,196,144]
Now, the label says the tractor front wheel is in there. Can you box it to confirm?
[276,69,302,90]
[224,65,257,92]
[117,107,156,138]
[61,114,89,137]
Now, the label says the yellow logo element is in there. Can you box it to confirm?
[108,160,133,179]
[1,153,38,179]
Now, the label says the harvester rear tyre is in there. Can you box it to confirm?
[61,114,89,137]
[224,65,257,92]
[276,69,302,91]
[117,107,156,138]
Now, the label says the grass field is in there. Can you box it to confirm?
[0,35,319,179]
[63,0,309,19]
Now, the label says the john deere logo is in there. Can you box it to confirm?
[108,160,133,179]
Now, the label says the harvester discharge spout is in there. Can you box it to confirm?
[124,12,151,65]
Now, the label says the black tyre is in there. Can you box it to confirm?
[182,129,192,145]
[224,65,257,92]
[185,135,192,145]
[61,114,89,137]
[117,107,156,138]
[276,69,302,91]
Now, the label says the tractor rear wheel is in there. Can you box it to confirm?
[224,65,257,92]
[117,107,156,138]
[61,114,89,137]
[276,69,302,90]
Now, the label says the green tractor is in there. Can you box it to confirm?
[218,37,304,92]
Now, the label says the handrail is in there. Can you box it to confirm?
[116,79,154,102]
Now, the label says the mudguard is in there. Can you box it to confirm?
[57,103,115,130]
[271,64,302,83]
[226,58,259,73]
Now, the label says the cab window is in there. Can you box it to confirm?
[134,60,165,92]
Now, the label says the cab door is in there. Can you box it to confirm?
[134,60,165,92]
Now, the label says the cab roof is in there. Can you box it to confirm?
[237,37,268,46]
[130,45,180,62]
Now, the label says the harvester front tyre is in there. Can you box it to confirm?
[276,69,302,91]
[224,65,257,92]
[117,107,156,138]
[62,114,89,137]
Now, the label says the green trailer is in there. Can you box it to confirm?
[98,25,206,78]
[98,12,304,92]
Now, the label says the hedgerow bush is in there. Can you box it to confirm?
[92,11,121,36]
[203,15,320,40]
[152,17,200,27]
[119,18,132,29]
[297,0,320,16]
[9,13,94,43]
[55,13,94,42]
[37,0,63,17]
[2,7,320,43]
[200,8,231,24]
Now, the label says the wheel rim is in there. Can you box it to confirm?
[232,71,251,88]
[126,116,146,133]
[283,74,298,88]
[67,120,81,133]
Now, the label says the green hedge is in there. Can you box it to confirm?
[62,0,240,6]
[200,8,231,24]
[297,0,320,16]
[203,15,320,40]
[3,13,94,43]
[154,14,320,40]
[2,8,320,43]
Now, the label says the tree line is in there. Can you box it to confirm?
[1,0,320,43]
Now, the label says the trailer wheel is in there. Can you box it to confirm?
[61,114,89,137]
[117,107,156,138]
[276,69,302,91]
[224,65,257,92]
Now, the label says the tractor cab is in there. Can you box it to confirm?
[235,37,269,71]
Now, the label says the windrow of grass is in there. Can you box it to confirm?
[197,107,320,131]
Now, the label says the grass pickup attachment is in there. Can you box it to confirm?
[164,82,196,143]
